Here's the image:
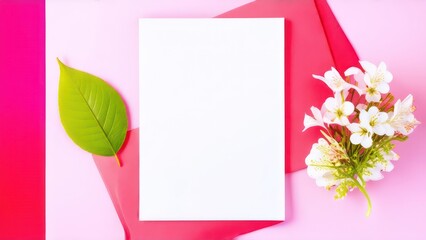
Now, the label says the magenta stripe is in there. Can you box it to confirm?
[0,1,45,239]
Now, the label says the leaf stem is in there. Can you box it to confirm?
[114,154,122,167]
[352,177,372,217]
[310,164,348,169]
[357,171,366,187]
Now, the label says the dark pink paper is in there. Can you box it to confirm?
[0,1,45,239]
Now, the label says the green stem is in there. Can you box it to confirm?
[114,154,122,167]
[357,172,366,187]
[310,164,348,169]
[352,177,372,217]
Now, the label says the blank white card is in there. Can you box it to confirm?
[139,18,284,221]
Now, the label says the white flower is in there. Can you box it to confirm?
[348,110,374,148]
[361,61,393,87]
[388,94,420,135]
[305,138,349,188]
[303,106,325,132]
[363,150,399,181]
[365,106,394,136]
[323,92,354,126]
[313,67,361,93]
[360,61,393,102]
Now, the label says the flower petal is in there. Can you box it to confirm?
[307,166,326,178]
[344,66,361,76]
[365,92,374,102]
[303,113,325,132]
[377,112,388,122]
[384,71,393,83]
[316,173,339,187]
[389,151,400,161]
[311,106,323,121]
[347,123,360,132]
[324,97,338,111]
[373,125,386,136]
[360,122,373,133]
[364,73,372,86]
[313,74,326,82]
[376,82,390,94]
[364,168,384,181]
[384,124,395,136]
[393,99,401,116]
[315,176,333,187]
[323,113,333,124]
[372,92,382,102]
[361,136,373,148]
[339,117,350,126]
[383,161,394,172]
[368,106,379,115]
[360,60,377,74]
[303,114,316,132]
[330,67,343,80]
[347,83,363,95]
[342,102,355,115]
[350,132,362,144]
[402,94,414,109]
[354,72,366,85]
[378,62,387,72]
[359,110,369,123]
[324,69,335,80]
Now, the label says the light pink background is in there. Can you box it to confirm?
[46,0,426,239]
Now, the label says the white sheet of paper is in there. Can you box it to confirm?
[139,18,284,221]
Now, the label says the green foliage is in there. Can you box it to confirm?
[317,132,399,207]
[57,59,128,166]
[357,138,394,179]
[327,133,399,215]
[334,180,356,200]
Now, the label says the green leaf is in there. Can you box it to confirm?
[57,58,128,166]
[334,180,356,200]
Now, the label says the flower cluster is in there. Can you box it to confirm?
[303,61,420,216]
